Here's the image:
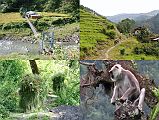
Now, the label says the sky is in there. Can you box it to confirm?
[80,0,159,16]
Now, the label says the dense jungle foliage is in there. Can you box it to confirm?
[0,0,79,14]
[0,60,79,119]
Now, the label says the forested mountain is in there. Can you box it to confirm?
[0,0,79,14]
[139,13,159,34]
[107,10,159,23]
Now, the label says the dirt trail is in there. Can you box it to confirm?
[105,41,121,59]
[97,41,122,60]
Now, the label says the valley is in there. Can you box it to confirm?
[80,6,159,60]
[0,0,79,60]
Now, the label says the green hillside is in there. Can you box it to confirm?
[108,37,159,60]
[80,6,123,59]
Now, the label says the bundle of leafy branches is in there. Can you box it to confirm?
[19,74,48,112]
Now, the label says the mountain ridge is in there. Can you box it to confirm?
[107,10,159,23]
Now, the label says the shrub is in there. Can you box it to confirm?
[51,18,75,26]
[2,23,11,30]
[120,48,125,55]
[52,73,65,92]
[105,30,116,39]
[134,47,143,54]
[100,28,106,35]
[133,43,159,56]
[107,24,115,29]
[0,105,9,118]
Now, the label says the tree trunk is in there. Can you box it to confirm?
[29,60,39,75]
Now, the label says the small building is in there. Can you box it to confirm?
[26,11,41,19]
[133,27,142,35]
[151,37,159,42]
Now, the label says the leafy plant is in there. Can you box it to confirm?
[117,18,135,34]
[120,48,125,55]
[52,72,65,92]
[52,61,80,106]
[150,88,159,120]
[105,30,116,39]
[19,74,47,112]
[0,105,10,118]
[0,60,25,118]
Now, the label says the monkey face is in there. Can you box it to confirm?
[109,64,122,82]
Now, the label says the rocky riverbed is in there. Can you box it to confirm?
[0,36,39,55]
[0,34,79,56]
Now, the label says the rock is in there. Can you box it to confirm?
[49,105,82,120]
[114,100,146,120]
[57,34,79,44]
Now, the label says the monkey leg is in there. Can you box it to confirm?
[133,97,139,106]
[138,88,145,110]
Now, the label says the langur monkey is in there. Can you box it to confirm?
[109,64,145,110]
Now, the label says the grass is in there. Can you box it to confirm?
[80,8,122,59]
[9,112,54,120]
[0,12,75,37]
[0,12,25,23]
[0,12,69,24]
[39,12,70,18]
[109,37,159,60]
[50,22,79,39]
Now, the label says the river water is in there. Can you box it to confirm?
[0,40,40,55]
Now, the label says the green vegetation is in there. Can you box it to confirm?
[150,88,159,120]
[108,37,159,60]
[0,0,79,37]
[134,27,151,43]
[139,13,159,34]
[133,42,159,56]
[0,0,79,14]
[80,6,159,60]
[0,12,78,37]
[0,60,79,119]
[80,6,122,59]
[0,0,79,59]
[117,18,135,34]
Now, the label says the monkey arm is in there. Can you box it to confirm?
[111,86,119,104]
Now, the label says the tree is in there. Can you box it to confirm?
[135,27,151,43]
[117,18,135,34]
[29,60,39,75]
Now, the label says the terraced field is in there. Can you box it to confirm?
[0,12,73,37]
[80,8,123,59]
